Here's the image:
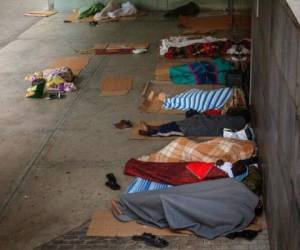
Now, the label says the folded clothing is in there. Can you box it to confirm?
[139,137,255,164]
[124,159,227,185]
[118,178,259,239]
[163,87,232,112]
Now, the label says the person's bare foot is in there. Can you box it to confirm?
[112,200,123,216]
[147,91,155,101]
[158,92,167,101]
[139,129,150,136]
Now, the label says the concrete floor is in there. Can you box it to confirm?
[0,7,269,250]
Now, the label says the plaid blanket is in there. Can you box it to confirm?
[139,137,255,163]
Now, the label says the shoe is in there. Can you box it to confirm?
[132,233,169,248]
[114,120,133,129]
[105,173,121,190]
[226,230,258,240]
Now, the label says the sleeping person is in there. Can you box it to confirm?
[139,107,251,137]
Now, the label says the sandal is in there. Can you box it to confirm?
[226,230,258,240]
[105,173,121,190]
[114,120,133,129]
[132,233,169,248]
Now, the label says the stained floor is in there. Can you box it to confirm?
[0,7,270,250]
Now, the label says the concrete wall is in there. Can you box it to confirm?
[251,0,300,249]
[53,0,252,11]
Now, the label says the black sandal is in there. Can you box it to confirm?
[105,173,121,190]
[226,230,258,240]
[132,233,169,248]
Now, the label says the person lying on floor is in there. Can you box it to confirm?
[111,178,260,240]
[139,107,251,137]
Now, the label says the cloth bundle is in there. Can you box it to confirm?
[160,36,251,60]
[94,0,137,21]
[160,36,228,57]
[25,67,76,98]
[79,2,104,19]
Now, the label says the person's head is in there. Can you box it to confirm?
[215,159,224,167]
[231,160,247,176]
[226,107,251,123]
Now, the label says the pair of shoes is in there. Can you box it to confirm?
[105,173,121,190]
[223,124,255,141]
[114,120,133,129]
[226,230,258,240]
[132,233,169,248]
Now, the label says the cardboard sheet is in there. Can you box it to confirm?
[25,10,57,17]
[64,11,95,23]
[95,42,149,55]
[87,210,190,237]
[87,210,264,237]
[100,76,134,96]
[178,15,251,34]
[139,81,222,114]
[50,55,92,75]
[130,121,215,141]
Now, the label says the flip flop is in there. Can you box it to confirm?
[226,230,258,240]
[105,173,121,190]
[114,120,133,129]
[132,233,169,248]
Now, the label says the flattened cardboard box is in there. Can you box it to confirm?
[50,55,92,75]
[87,210,190,237]
[87,210,264,237]
[25,10,57,17]
[95,43,149,55]
[100,76,134,96]
[178,15,251,33]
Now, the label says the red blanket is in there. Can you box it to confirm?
[124,158,227,185]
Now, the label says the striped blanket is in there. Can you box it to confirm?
[126,168,249,194]
[139,137,255,164]
[163,87,232,112]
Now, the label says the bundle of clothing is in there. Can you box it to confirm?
[79,2,105,19]
[94,0,137,21]
[160,36,251,60]
[25,67,76,99]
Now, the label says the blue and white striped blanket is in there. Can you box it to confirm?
[163,87,232,112]
[126,168,249,194]
[126,177,172,194]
